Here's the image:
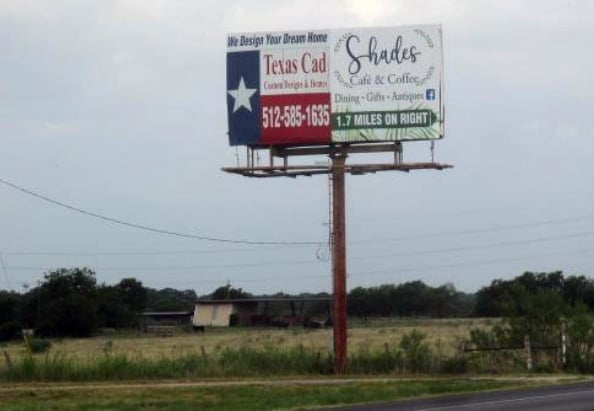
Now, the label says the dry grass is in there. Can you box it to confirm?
[0,318,496,363]
[349,317,496,356]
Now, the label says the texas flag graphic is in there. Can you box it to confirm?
[227,47,332,147]
[227,51,260,146]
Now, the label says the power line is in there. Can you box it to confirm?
[4,229,594,272]
[4,248,593,288]
[93,248,594,285]
[5,247,593,281]
[5,258,328,271]
[353,231,594,260]
[1,245,313,257]
[352,213,594,244]
[349,247,594,277]
[0,177,320,246]
[1,169,592,252]
[3,213,594,257]
[4,177,592,251]
[215,248,594,285]
[353,204,523,223]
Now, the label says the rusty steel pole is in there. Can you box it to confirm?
[331,150,347,373]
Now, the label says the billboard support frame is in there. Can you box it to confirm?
[222,144,452,373]
[222,143,450,178]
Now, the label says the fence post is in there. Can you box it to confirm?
[561,321,567,367]
[200,345,208,364]
[524,335,533,371]
[3,351,12,368]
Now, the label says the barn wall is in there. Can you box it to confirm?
[193,303,234,327]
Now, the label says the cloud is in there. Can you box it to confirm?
[1,0,594,293]
[344,0,405,25]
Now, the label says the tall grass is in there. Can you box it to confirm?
[1,349,336,381]
[2,351,213,381]
[0,330,470,382]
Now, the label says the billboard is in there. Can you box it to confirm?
[226,25,443,147]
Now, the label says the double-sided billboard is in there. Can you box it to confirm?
[226,25,443,147]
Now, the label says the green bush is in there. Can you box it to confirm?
[399,330,433,373]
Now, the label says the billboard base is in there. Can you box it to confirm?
[222,143,452,178]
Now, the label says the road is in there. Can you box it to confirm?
[319,381,594,411]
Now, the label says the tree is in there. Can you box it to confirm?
[145,288,198,311]
[347,281,473,318]
[505,289,567,346]
[474,271,594,317]
[348,286,372,319]
[210,284,250,300]
[0,291,21,341]
[23,268,99,337]
[394,281,431,316]
[95,278,147,329]
[116,278,147,313]
[96,285,135,329]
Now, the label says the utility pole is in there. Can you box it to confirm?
[330,148,347,373]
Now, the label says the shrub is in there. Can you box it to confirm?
[399,330,433,373]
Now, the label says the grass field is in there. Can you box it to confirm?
[1,318,493,363]
[0,318,506,382]
[0,378,528,411]
[0,319,566,410]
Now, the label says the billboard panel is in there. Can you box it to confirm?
[226,25,443,147]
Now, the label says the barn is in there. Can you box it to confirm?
[193,299,259,327]
[193,297,331,328]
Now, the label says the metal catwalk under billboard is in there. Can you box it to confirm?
[226,25,443,147]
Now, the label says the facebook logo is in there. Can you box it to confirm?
[426,89,436,101]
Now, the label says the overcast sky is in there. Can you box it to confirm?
[1,0,593,296]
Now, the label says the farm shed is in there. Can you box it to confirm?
[193,300,259,327]
[193,298,331,328]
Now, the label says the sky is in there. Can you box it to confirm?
[1,0,593,296]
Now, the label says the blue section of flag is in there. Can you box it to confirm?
[227,51,260,146]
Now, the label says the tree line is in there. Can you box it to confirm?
[348,281,475,318]
[0,268,197,340]
[474,271,594,317]
[1,267,594,341]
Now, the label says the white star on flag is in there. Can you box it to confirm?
[227,77,257,113]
